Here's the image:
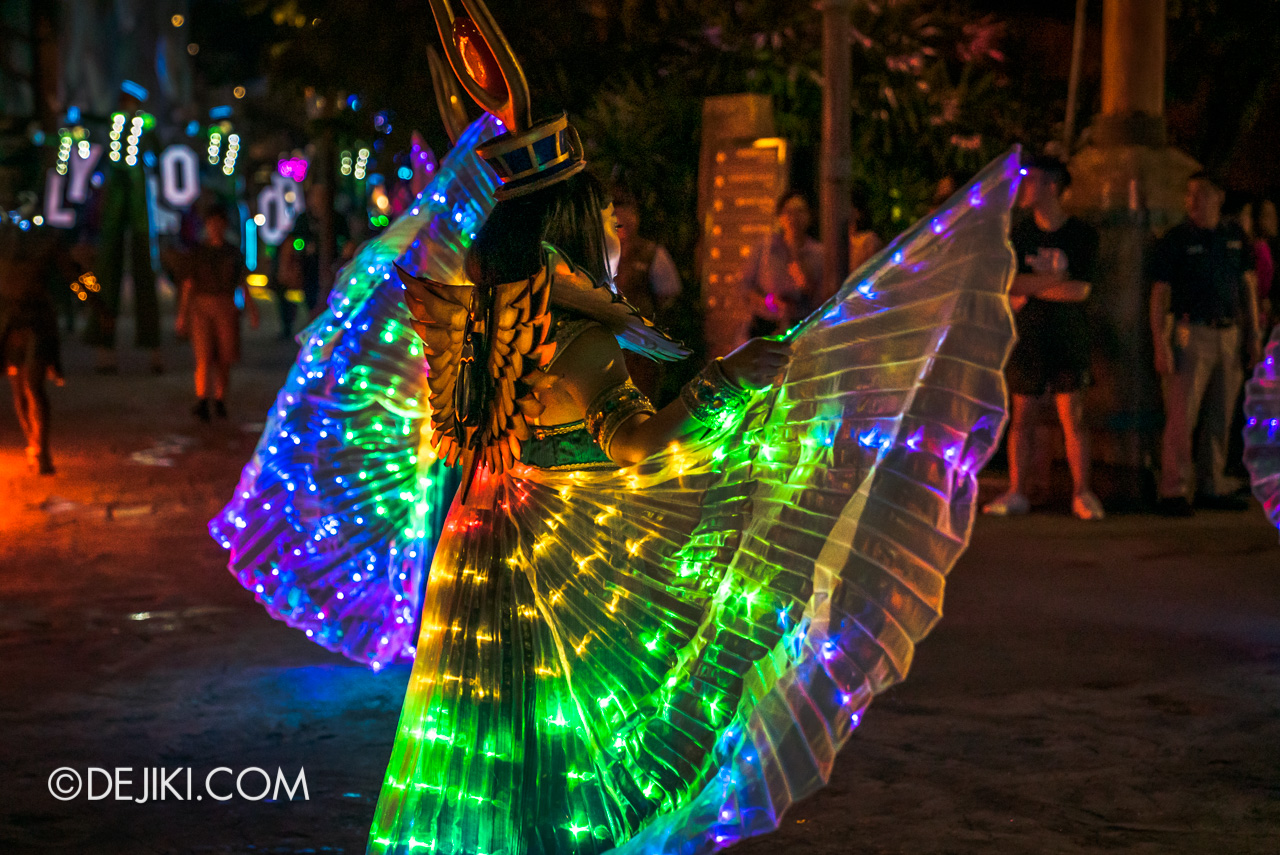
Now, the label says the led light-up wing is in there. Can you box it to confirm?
[1244,325,1280,535]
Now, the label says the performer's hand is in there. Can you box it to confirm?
[1154,343,1175,376]
[1010,295,1028,312]
[721,337,792,390]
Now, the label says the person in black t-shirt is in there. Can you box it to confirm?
[984,156,1104,520]
[1149,172,1263,516]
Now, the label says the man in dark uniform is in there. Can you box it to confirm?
[984,156,1103,520]
[1150,172,1264,515]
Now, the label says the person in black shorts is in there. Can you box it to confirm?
[985,155,1104,520]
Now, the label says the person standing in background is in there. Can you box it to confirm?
[984,156,1103,521]
[1230,198,1273,329]
[1254,197,1278,328]
[741,191,822,339]
[0,199,76,475]
[611,188,682,399]
[276,183,351,331]
[848,184,884,273]
[176,207,259,422]
[1150,172,1263,516]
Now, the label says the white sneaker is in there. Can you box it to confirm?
[1071,491,1105,521]
[983,490,1030,516]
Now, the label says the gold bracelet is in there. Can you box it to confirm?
[679,358,750,429]
[584,380,655,459]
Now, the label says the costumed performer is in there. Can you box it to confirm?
[367,2,1022,854]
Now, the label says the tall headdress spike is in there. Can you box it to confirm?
[427,0,588,200]
[427,46,472,145]
[425,0,532,132]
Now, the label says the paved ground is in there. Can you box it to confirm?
[2,318,1278,854]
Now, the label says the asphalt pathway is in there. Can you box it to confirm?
[2,318,1277,854]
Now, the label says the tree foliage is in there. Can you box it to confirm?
[1166,0,1280,177]
[578,1,1048,256]
[221,0,1053,260]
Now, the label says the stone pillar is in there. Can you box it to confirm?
[1098,0,1166,141]
[818,0,854,302]
[1068,0,1198,507]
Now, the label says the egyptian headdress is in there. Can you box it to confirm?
[400,0,687,500]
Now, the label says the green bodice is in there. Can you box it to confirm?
[521,421,614,471]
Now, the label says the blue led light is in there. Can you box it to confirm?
[121,80,149,101]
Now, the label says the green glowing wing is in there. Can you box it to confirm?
[368,149,1021,855]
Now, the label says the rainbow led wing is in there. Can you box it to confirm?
[210,116,503,669]
[367,150,1020,853]
[1244,324,1280,535]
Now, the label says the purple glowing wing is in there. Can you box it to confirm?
[209,116,503,669]
[1244,324,1280,535]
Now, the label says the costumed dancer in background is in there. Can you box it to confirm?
[207,115,501,668]
[367,2,1021,854]
[85,83,164,375]
[1244,325,1280,536]
[176,206,261,422]
[0,181,76,475]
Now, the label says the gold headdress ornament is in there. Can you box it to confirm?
[426,0,586,200]
[405,0,689,501]
[427,46,471,146]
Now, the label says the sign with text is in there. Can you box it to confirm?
[700,137,788,356]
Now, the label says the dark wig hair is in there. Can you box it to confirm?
[466,170,610,289]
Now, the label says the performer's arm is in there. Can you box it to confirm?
[1009,272,1091,302]
[558,326,789,466]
